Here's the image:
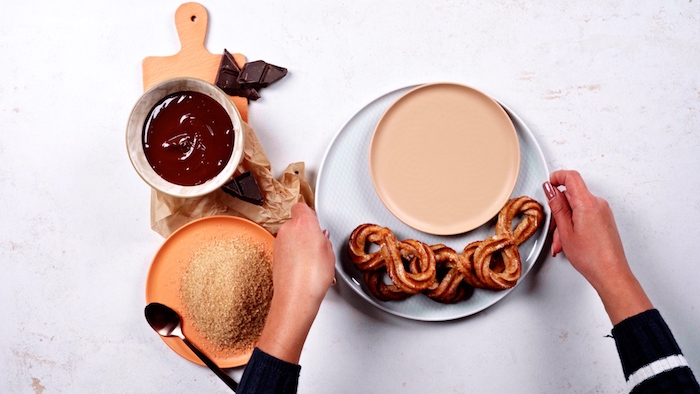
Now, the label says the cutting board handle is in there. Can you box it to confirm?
[175,2,210,60]
[142,2,249,122]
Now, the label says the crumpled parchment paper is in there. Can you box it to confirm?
[150,121,314,238]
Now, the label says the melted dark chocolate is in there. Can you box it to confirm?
[142,91,235,186]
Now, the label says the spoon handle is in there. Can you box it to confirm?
[182,338,239,392]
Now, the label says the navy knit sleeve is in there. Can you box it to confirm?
[237,348,301,394]
[611,309,699,393]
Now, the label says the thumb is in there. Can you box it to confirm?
[543,181,573,237]
[551,227,563,257]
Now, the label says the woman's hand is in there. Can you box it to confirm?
[543,170,652,325]
[256,203,336,364]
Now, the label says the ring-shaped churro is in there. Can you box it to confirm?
[347,196,544,302]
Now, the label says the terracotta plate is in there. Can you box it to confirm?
[369,83,520,235]
[145,216,274,368]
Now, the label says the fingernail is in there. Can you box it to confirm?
[322,229,330,239]
[543,182,557,201]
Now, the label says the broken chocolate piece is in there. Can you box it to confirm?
[239,87,261,101]
[221,49,241,74]
[215,49,242,91]
[260,64,287,87]
[222,171,264,206]
[216,50,287,100]
[215,51,262,100]
[237,60,267,85]
[238,60,288,88]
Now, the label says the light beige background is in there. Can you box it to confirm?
[1,1,698,393]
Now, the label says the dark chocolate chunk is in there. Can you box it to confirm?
[260,64,287,87]
[221,49,241,73]
[216,50,287,100]
[240,87,261,101]
[238,60,288,88]
[222,171,264,206]
[215,49,242,91]
[215,51,261,100]
[237,60,267,85]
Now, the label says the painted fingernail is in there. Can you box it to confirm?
[322,229,330,239]
[543,182,557,201]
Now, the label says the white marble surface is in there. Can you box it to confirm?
[1,1,698,393]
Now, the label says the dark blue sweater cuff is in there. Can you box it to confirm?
[611,309,700,394]
[237,348,301,394]
[611,309,681,378]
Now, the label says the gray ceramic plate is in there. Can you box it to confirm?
[316,85,551,321]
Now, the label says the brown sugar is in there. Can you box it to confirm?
[179,236,273,354]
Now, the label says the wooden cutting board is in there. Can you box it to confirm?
[142,2,249,122]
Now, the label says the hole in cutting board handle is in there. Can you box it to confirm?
[190,15,197,22]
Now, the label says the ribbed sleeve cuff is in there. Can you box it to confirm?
[611,309,682,378]
[238,347,301,394]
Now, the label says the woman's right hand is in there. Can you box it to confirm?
[256,203,336,364]
[543,170,653,325]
